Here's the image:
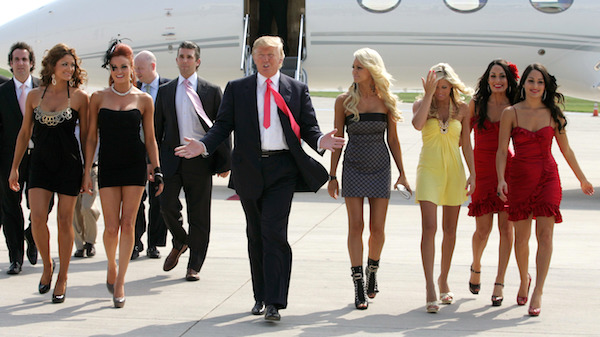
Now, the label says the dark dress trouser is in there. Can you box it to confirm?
[160,156,213,272]
[239,152,298,309]
[0,152,29,264]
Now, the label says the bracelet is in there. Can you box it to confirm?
[328,175,337,181]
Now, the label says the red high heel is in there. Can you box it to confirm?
[528,306,541,316]
[517,274,531,306]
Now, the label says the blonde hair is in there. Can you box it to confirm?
[344,48,401,122]
[252,36,285,59]
[428,63,473,119]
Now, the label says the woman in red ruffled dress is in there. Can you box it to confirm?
[496,63,594,316]
[468,60,519,307]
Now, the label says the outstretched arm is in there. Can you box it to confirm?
[555,122,594,196]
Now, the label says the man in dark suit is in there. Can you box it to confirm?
[131,50,171,260]
[0,75,8,84]
[154,41,231,281]
[175,36,344,321]
[0,42,39,274]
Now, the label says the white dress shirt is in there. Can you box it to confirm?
[175,73,206,145]
[14,75,34,148]
[257,71,288,151]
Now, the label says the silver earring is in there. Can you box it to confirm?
[69,78,75,87]
[51,74,56,86]
[542,91,547,101]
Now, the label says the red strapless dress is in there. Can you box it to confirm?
[468,118,513,216]
[508,126,562,223]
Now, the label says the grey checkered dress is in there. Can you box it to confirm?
[342,113,391,199]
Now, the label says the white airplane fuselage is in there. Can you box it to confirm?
[1,0,599,100]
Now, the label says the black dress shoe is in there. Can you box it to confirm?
[130,246,140,260]
[251,301,264,315]
[163,244,188,271]
[264,305,281,321]
[7,262,22,275]
[25,228,38,265]
[147,246,160,259]
[73,249,85,258]
[185,268,200,281]
[84,243,96,257]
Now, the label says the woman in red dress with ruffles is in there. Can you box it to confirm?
[467,60,519,307]
[496,63,594,316]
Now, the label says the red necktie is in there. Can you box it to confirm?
[183,79,213,128]
[19,83,27,115]
[264,78,300,141]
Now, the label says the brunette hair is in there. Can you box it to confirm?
[473,59,519,130]
[516,63,567,132]
[40,43,87,87]
[8,41,35,72]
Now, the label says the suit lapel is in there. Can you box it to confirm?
[166,80,181,142]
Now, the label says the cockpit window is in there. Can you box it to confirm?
[444,0,487,13]
[530,0,573,13]
[357,0,401,13]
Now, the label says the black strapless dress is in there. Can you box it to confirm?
[29,107,82,196]
[97,108,147,188]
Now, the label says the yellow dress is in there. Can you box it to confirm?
[416,118,467,206]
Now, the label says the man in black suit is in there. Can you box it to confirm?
[0,42,39,274]
[154,41,231,281]
[175,36,344,321]
[0,75,8,84]
[131,50,171,260]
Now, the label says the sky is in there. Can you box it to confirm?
[0,0,55,27]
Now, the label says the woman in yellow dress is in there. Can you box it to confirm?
[412,63,475,313]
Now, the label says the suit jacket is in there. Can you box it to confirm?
[154,76,231,178]
[201,73,328,199]
[0,75,9,85]
[0,77,40,160]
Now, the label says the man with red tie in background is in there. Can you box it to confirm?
[175,36,344,321]
[154,41,231,281]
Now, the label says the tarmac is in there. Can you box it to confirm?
[0,97,599,337]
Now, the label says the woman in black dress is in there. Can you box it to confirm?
[327,48,411,310]
[83,41,163,308]
[9,43,89,303]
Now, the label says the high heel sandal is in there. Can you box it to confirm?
[440,292,454,304]
[517,274,531,306]
[528,306,541,316]
[365,258,379,299]
[491,282,504,306]
[469,264,481,294]
[351,266,368,310]
[426,301,440,313]
[38,259,55,294]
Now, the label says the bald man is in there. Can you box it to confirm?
[132,50,171,260]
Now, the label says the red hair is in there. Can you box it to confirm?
[107,43,136,85]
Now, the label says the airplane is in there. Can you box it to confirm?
[1,0,600,101]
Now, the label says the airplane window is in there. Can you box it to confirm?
[444,0,487,13]
[357,0,401,13]
[530,0,573,13]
